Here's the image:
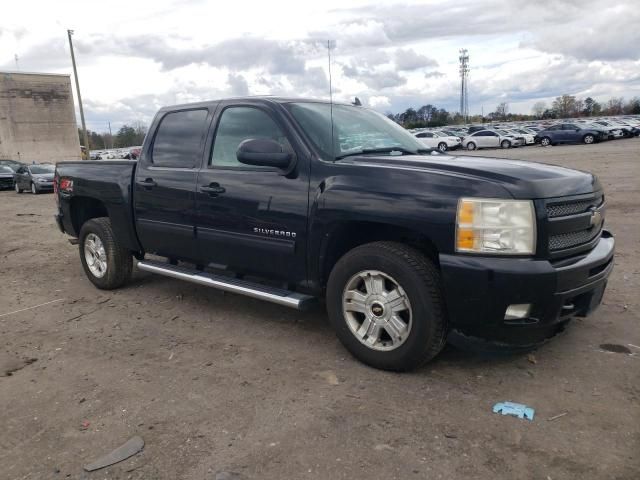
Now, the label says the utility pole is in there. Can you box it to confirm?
[14,54,20,71]
[108,121,113,149]
[67,29,90,159]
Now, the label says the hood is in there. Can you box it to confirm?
[341,154,599,199]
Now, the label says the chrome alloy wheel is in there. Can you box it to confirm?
[342,270,412,351]
[84,233,107,278]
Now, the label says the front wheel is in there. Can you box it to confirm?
[437,142,448,152]
[540,136,551,147]
[79,217,132,290]
[31,183,38,194]
[583,134,595,144]
[466,142,477,151]
[327,242,447,371]
[15,183,22,194]
[501,140,511,149]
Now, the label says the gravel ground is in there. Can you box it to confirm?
[1,138,639,480]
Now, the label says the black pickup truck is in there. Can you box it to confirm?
[54,97,614,371]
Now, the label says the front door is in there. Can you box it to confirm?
[195,103,309,285]
[134,108,212,260]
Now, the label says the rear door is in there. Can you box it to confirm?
[134,107,212,260]
[194,101,310,284]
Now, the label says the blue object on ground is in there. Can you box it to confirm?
[492,402,535,421]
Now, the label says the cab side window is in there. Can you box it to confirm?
[211,107,292,168]
[152,109,209,168]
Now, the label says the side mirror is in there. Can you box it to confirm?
[237,138,292,169]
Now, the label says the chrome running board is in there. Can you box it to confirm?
[136,260,315,310]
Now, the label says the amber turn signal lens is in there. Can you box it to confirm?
[458,200,474,224]
[457,228,475,250]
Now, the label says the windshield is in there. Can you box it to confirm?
[0,166,14,174]
[286,102,427,159]
[30,165,55,174]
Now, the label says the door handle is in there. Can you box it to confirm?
[200,183,226,196]
[136,178,157,189]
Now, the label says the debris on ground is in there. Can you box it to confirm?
[527,354,537,364]
[80,420,90,430]
[317,370,339,385]
[84,436,145,472]
[548,412,568,421]
[493,402,535,421]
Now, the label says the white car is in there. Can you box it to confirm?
[414,131,462,152]
[503,128,535,145]
[462,130,523,150]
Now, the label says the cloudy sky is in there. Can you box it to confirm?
[1,0,639,130]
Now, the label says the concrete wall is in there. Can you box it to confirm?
[0,72,82,163]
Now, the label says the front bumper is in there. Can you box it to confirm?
[439,230,614,347]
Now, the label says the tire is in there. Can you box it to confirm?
[437,142,448,152]
[15,183,22,194]
[78,217,133,290]
[31,183,38,194]
[540,136,551,147]
[326,241,447,371]
[466,142,476,151]
[501,140,511,149]
[583,134,595,144]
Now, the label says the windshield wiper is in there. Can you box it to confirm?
[335,146,432,160]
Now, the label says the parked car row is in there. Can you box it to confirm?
[409,114,639,151]
[0,160,56,194]
[89,147,141,160]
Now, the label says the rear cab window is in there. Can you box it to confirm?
[151,109,209,168]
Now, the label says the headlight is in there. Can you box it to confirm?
[456,198,536,255]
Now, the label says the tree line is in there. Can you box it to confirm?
[78,123,147,150]
[387,95,640,128]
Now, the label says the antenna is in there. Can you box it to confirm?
[327,39,335,160]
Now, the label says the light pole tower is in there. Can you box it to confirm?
[459,49,469,123]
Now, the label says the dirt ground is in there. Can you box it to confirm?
[1,138,639,480]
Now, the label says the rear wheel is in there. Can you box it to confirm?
[540,136,551,147]
[15,183,22,194]
[583,134,595,144]
[79,217,132,290]
[466,142,477,151]
[327,241,447,371]
[501,140,511,149]
[437,142,448,152]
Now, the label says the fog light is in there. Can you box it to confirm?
[505,304,531,320]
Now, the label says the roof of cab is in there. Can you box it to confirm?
[157,96,356,112]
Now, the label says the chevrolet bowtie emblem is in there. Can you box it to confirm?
[589,208,602,228]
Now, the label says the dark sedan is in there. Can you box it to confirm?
[14,164,56,194]
[0,165,16,189]
[535,123,606,146]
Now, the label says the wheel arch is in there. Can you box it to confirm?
[319,221,440,288]
[70,196,109,235]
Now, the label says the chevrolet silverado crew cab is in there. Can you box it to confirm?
[54,97,614,371]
